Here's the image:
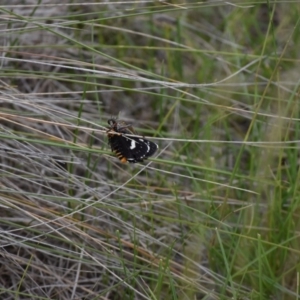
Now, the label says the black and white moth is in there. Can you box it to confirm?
[107,118,158,163]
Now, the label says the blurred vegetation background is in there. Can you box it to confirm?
[0,1,300,299]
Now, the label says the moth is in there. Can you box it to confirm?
[107,118,158,163]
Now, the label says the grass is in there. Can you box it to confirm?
[0,1,300,299]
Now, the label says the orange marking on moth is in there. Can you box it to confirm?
[120,157,127,163]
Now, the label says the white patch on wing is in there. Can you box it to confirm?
[130,140,136,149]
[139,139,150,152]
